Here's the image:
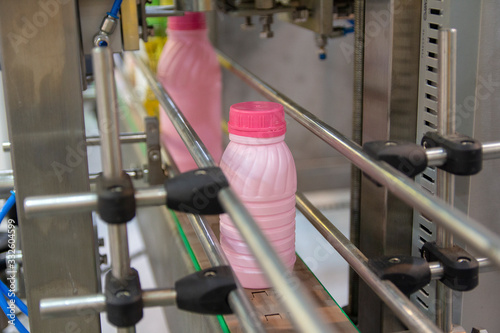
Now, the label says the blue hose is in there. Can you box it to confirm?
[0,293,29,333]
[107,0,123,19]
[0,191,15,224]
[0,280,28,316]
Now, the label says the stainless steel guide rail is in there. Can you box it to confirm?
[2,132,147,152]
[129,52,333,333]
[216,50,500,271]
[296,193,442,333]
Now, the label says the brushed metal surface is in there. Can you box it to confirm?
[0,1,100,331]
[464,1,500,331]
[358,0,422,331]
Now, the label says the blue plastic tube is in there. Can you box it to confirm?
[0,191,15,224]
[0,280,28,316]
[0,293,29,333]
[108,0,123,18]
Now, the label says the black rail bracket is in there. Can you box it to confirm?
[368,255,431,295]
[105,269,144,327]
[363,141,428,178]
[422,132,482,175]
[96,172,136,224]
[165,167,229,215]
[175,266,237,315]
[422,242,479,291]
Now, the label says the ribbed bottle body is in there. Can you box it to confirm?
[220,134,297,288]
[157,29,222,171]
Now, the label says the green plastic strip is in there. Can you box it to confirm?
[296,254,360,332]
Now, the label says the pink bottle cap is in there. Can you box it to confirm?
[168,12,206,30]
[228,101,286,138]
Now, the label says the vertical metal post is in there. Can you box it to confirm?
[435,28,457,333]
[93,47,133,332]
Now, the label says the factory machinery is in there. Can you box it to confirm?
[0,0,499,332]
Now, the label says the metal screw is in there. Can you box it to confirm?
[149,151,160,161]
[461,140,474,146]
[385,141,397,146]
[204,270,217,277]
[109,186,123,193]
[116,290,131,298]
[389,257,401,264]
[457,257,471,263]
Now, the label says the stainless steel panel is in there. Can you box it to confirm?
[0,1,100,331]
[358,0,422,331]
[463,1,500,331]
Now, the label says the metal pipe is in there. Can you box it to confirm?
[426,148,448,167]
[24,186,166,217]
[141,289,176,307]
[295,192,441,333]
[430,258,494,280]
[40,289,176,318]
[482,141,500,160]
[108,224,131,279]
[436,28,457,332]
[93,47,124,180]
[3,133,147,152]
[40,294,106,318]
[216,50,500,270]
[89,168,144,182]
[1,142,10,152]
[425,141,500,167]
[130,53,332,333]
[86,132,148,146]
[93,48,132,333]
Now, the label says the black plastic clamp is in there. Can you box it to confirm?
[421,132,482,175]
[422,242,479,291]
[165,167,229,215]
[105,269,143,327]
[175,266,236,315]
[96,172,136,224]
[363,141,428,178]
[368,255,431,295]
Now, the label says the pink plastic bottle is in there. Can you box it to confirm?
[157,12,222,172]
[219,101,297,289]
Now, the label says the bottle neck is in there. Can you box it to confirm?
[229,133,285,145]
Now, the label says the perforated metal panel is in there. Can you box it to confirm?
[411,0,482,323]
[411,0,444,317]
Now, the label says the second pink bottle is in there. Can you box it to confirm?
[157,12,222,172]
